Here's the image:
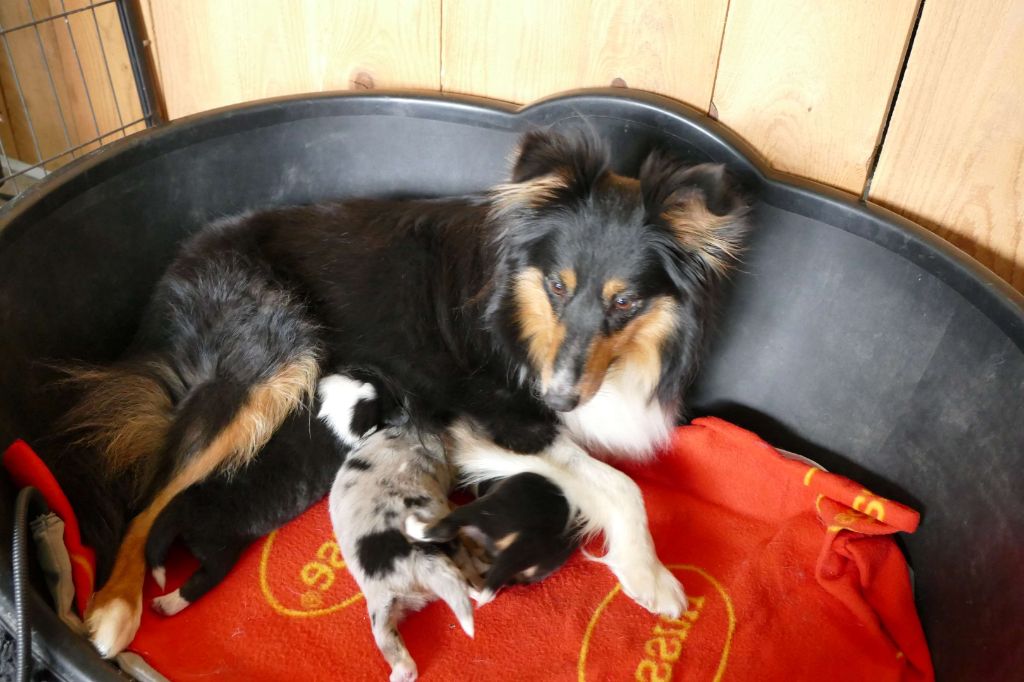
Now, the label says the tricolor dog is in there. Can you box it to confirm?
[63,130,749,655]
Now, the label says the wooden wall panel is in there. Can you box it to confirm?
[0,0,79,168]
[441,0,729,112]
[870,0,1024,291]
[0,86,20,159]
[145,0,441,120]
[58,0,148,146]
[711,0,919,194]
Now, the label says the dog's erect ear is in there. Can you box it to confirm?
[511,130,608,185]
[492,130,609,220]
[640,150,750,277]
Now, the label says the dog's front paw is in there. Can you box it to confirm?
[86,595,142,658]
[614,559,687,619]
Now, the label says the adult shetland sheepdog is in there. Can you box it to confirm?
[66,130,749,656]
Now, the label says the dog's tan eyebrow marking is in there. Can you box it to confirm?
[495,532,519,551]
[558,268,577,293]
[602,278,627,302]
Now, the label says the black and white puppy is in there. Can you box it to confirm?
[145,374,383,615]
[325,390,476,682]
[407,472,578,604]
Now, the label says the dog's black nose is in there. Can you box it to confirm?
[543,391,580,412]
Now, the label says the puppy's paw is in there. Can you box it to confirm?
[152,589,191,616]
[614,559,687,619]
[389,660,417,682]
[403,514,430,541]
[151,566,166,591]
[470,587,496,607]
[86,596,142,658]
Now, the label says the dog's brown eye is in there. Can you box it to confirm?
[549,279,567,297]
[614,295,639,312]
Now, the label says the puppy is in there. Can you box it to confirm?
[145,374,383,614]
[407,472,579,604]
[327,422,476,682]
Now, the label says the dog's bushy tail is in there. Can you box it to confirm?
[57,358,178,502]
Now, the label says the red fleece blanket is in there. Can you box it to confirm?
[4,418,933,681]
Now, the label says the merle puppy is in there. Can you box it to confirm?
[327,418,477,682]
[145,373,384,614]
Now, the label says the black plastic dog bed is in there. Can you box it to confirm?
[0,91,1021,680]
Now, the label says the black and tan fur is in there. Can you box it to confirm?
[64,130,749,656]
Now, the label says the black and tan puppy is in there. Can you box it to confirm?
[143,374,385,616]
[407,472,579,604]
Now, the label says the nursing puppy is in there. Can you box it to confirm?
[407,472,578,603]
[327,421,475,682]
[142,374,383,618]
[69,129,749,655]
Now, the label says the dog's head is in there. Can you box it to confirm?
[489,130,749,415]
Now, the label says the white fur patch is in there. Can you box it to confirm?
[390,661,417,682]
[87,597,141,658]
[152,589,191,616]
[317,374,377,446]
[471,587,495,607]
[561,368,673,460]
[403,515,430,541]
[151,566,166,591]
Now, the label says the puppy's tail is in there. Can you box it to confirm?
[421,557,475,638]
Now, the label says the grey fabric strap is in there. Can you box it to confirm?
[29,512,169,682]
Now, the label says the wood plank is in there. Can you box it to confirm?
[0,0,79,167]
[136,0,163,114]
[869,0,1024,291]
[145,0,441,120]
[712,0,919,194]
[0,69,22,162]
[442,0,729,111]
[59,0,146,141]
[0,0,145,172]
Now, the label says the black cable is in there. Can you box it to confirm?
[12,486,45,682]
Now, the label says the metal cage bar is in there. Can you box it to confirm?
[0,0,160,200]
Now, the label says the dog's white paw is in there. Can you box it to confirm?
[389,660,418,682]
[86,597,142,658]
[152,589,191,616]
[614,559,687,619]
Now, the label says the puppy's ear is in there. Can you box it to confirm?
[640,150,750,277]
